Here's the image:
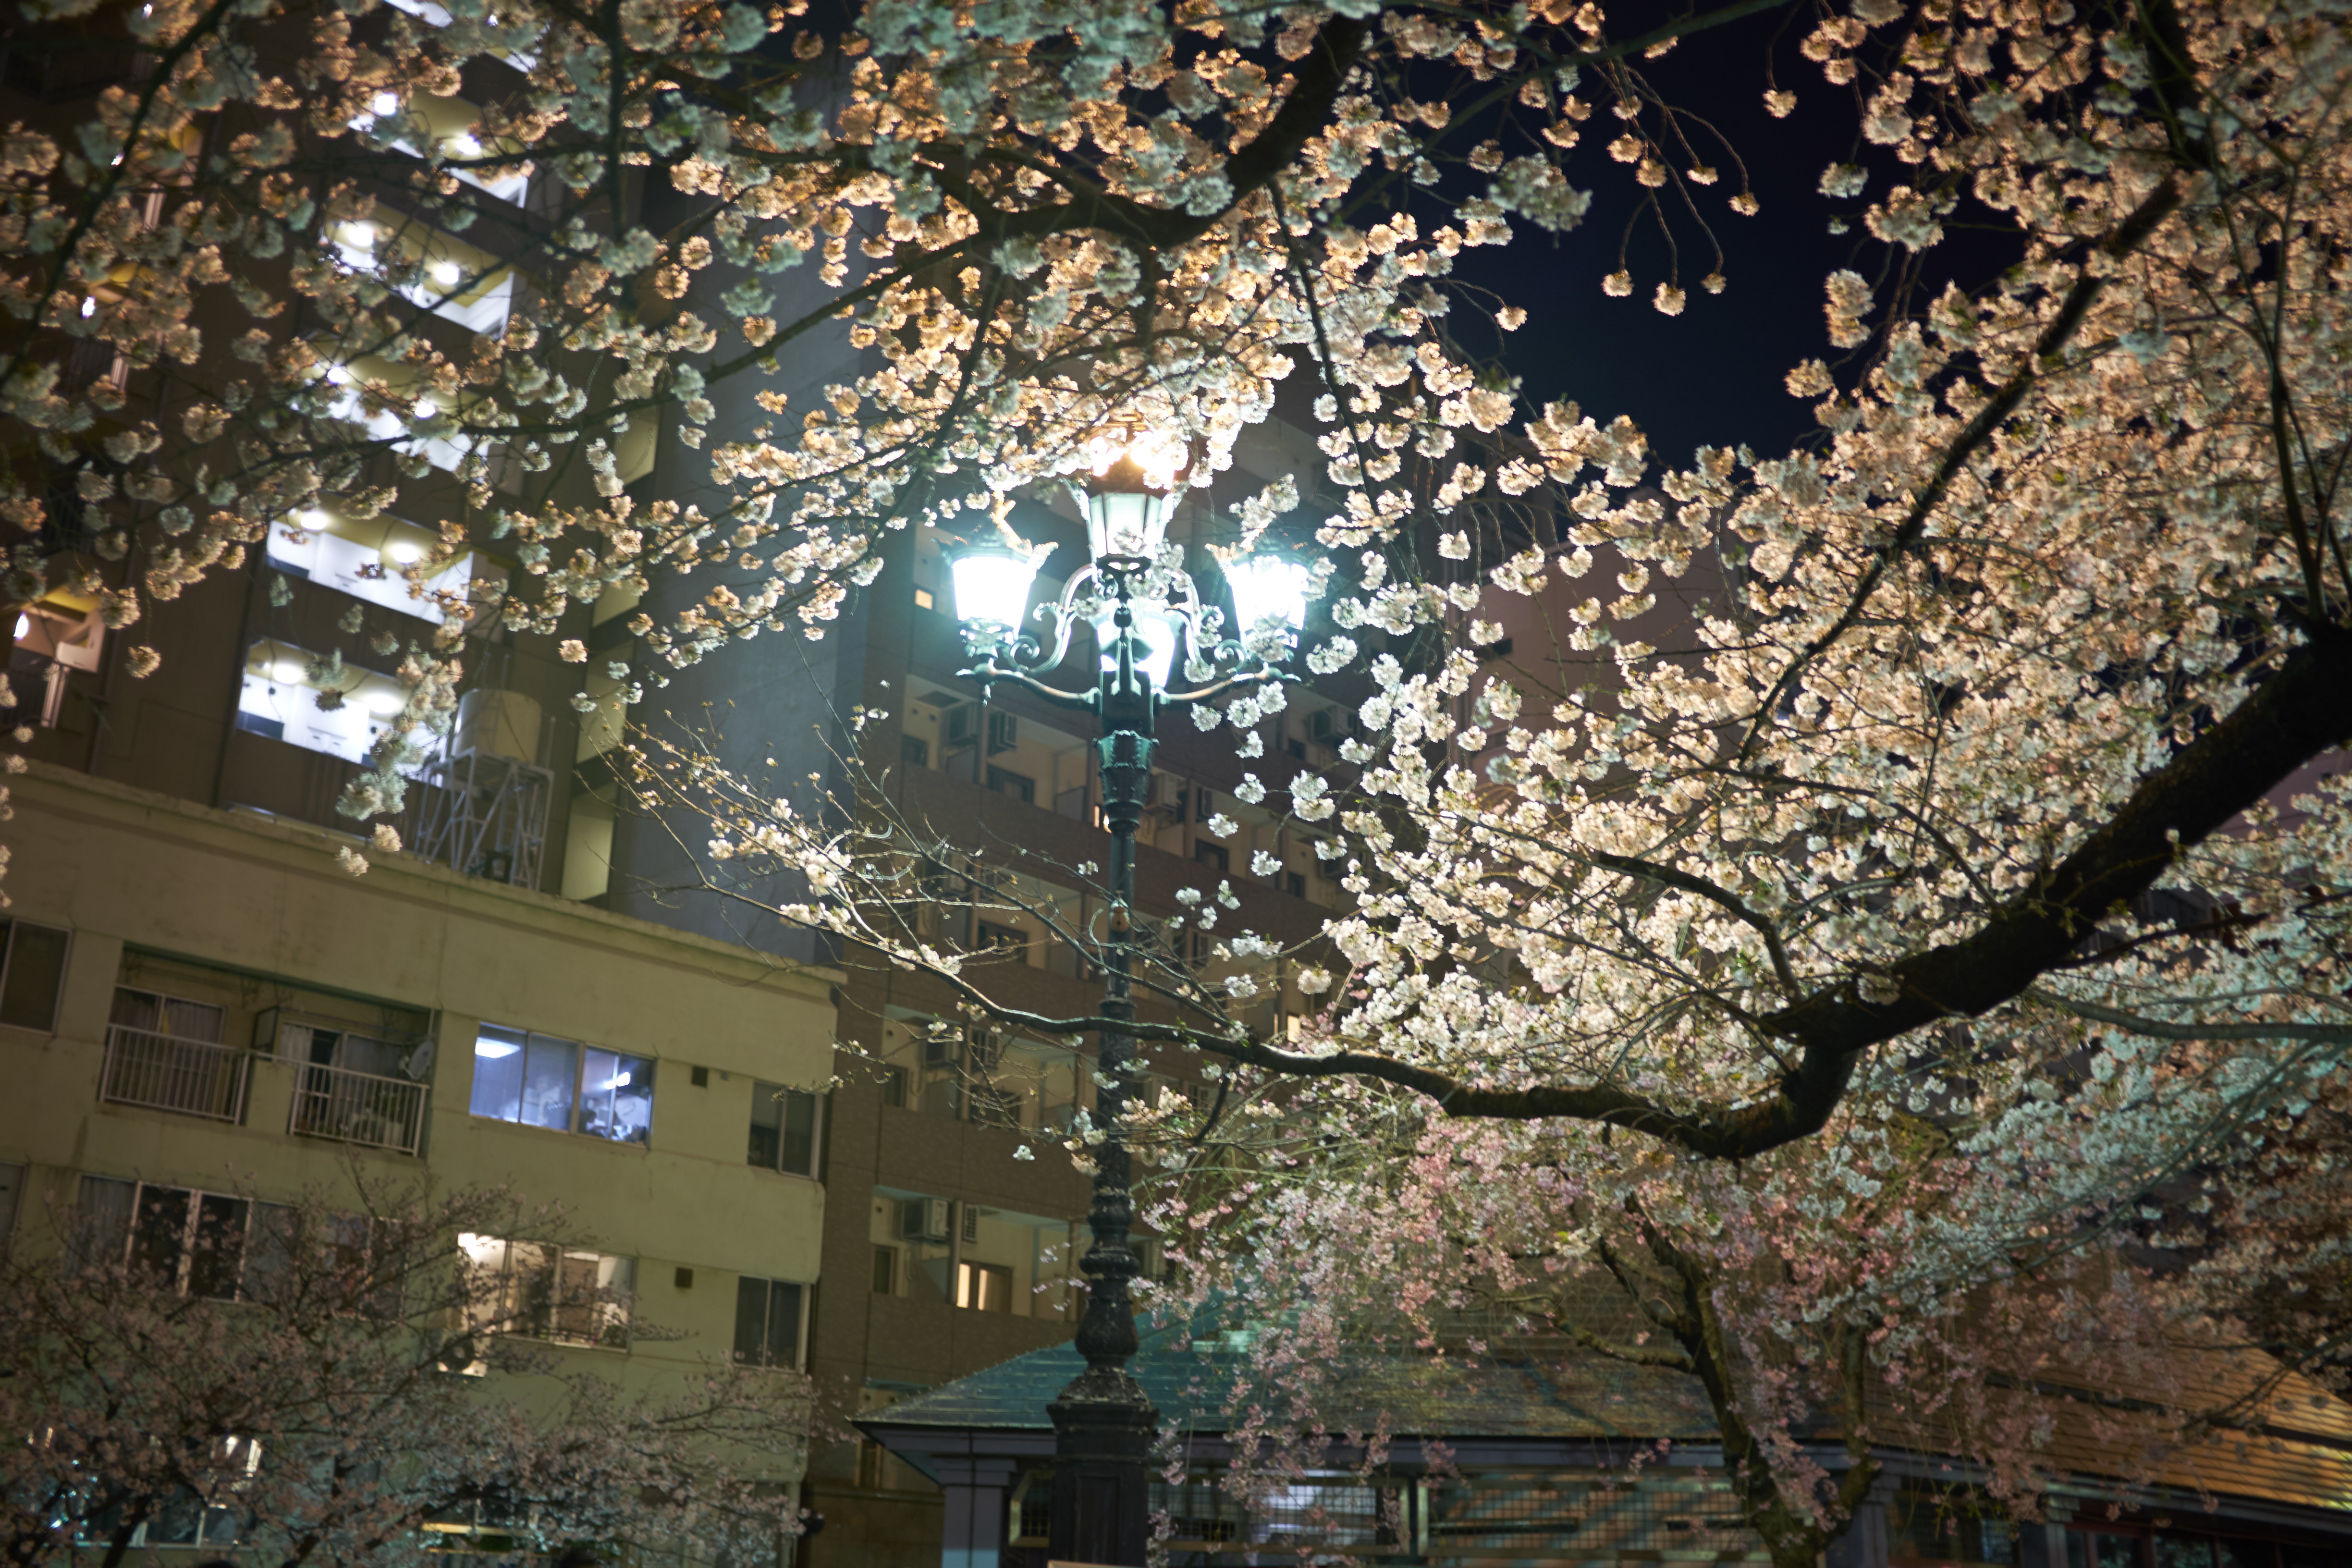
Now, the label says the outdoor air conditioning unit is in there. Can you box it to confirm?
[922,1033,962,1071]
[1145,774,1185,822]
[899,1198,952,1242]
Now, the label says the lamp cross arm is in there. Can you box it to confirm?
[1160,664,1303,709]
[954,659,1100,712]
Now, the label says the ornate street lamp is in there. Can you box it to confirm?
[943,439,1311,1567]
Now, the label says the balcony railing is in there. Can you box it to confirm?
[100,1027,249,1122]
[289,1061,428,1155]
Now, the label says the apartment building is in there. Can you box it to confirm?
[1,758,839,1552]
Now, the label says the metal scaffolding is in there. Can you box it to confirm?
[412,747,551,890]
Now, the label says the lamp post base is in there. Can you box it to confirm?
[1047,1370,1157,1568]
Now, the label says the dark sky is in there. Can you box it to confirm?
[1443,1,2021,469]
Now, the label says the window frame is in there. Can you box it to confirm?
[731,1274,807,1369]
[456,1232,635,1350]
[468,1024,653,1145]
[76,1175,345,1307]
[0,918,71,1033]
[955,1259,1014,1312]
[747,1082,824,1177]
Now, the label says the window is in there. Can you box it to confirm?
[1887,1479,2015,1568]
[955,1260,1013,1312]
[2063,1535,2142,1568]
[1285,871,1307,899]
[871,1245,897,1295]
[111,986,224,1042]
[913,587,934,611]
[75,1175,332,1306]
[236,640,408,764]
[748,1083,821,1176]
[974,919,1028,956]
[0,919,68,1031]
[879,1066,907,1108]
[458,1233,633,1348]
[733,1275,804,1368]
[985,766,1035,803]
[469,1025,651,1143]
[901,734,930,770]
[1193,841,1229,873]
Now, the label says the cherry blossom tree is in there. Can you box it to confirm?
[18,0,2352,1553]
[609,0,2352,1556]
[0,1176,816,1568]
[5,0,1755,827]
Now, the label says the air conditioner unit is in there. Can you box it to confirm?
[1145,774,1185,822]
[1310,708,1352,745]
[922,1034,962,1070]
[899,1197,952,1242]
[961,1203,982,1244]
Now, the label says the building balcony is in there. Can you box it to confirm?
[289,1060,428,1155]
[99,1025,250,1123]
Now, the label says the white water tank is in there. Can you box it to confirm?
[453,689,543,763]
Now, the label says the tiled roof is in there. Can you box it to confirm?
[876,1315,1711,1440]
[870,1312,2352,1517]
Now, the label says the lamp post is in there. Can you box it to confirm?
[944,443,1311,1567]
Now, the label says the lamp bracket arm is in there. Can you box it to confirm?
[1028,564,1097,672]
[953,662,1097,712]
[1160,666,1301,708]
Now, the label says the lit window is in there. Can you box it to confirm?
[264,512,500,625]
[732,1275,804,1368]
[955,1260,1013,1312]
[469,1025,652,1143]
[458,1233,633,1348]
[235,640,406,765]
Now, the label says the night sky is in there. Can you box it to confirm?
[1446,1,2023,468]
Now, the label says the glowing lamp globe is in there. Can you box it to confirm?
[1084,432,1187,562]
[1225,557,1312,635]
[947,542,1044,642]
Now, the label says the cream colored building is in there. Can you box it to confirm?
[0,760,839,1544]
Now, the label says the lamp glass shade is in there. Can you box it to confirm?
[948,546,1043,633]
[1225,558,1312,633]
[1093,603,1181,690]
[1087,490,1172,562]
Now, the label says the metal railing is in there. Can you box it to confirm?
[100,1027,249,1122]
[289,1061,427,1155]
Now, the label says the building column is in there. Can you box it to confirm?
[933,1457,1021,1568]
[1826,1474,1892,1568]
